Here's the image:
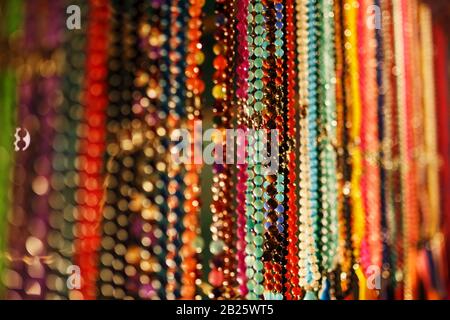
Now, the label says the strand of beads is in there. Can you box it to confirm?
[208,0,237,300]
[47,0,87,300]
[262,0,286,301]
[394,0,420,299]
[10,0,65,300]
[392,0,408,299]
[127,0,166,299]
[332,0,357,299]
[295,0,321,300]
[390,0,405,299]
[303,0,322,300]
[332,0,349,299]
[374,0,388,298]
[274,3,290,300]
[306,0,321,285]
[142,0,172,299]
[0,0,22,294]
[127,1,148,299]
[164,0,189,300]
[235,0,250,298]
[180,0,205,300]
[343,0,366,299]
[379,0,397,299]
[222,0,237,298]
[410,0,425,299]
[358,0,382,283]
[317,0,338,299]
[284,0,301,300]
[245,0,267,300]
[97,0,139,299]
[418,1,442,272]
[97,0,126,299]
[75,0,110,299]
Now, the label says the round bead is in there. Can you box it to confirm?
[209,240,225,255]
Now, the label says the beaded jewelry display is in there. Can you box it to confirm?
[0,0,447,302]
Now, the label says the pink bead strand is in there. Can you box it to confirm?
[235,0,250,298]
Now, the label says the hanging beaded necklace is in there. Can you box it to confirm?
[46,0,87,300]
[380,0,400,295]
[375,0,393,299]
[245,0,267,300]
[261,0,286,301]
[8,0,64,300]
[98,0,126,299]
[389,1,404,299]
[131,0,170,299]
[295,0,321,299]
[75,0,110,299]
[0,0,22,296]
[418,6,444,289]
[358,0,382,279]
[305,0,321,288]
[317,0,339,299]
[181,0,205,300]
[209,0,237,300]
[235,0,250,298]
[342,0,366,298]
[284,0,301,300]
[125,0,167,299]
[98,0,140,300]
[402,0,419,299]
[333,0,354,299]
[164,0,188,300]
[392,0,420,300]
